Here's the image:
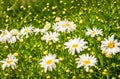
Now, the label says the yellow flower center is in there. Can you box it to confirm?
[49,36,53,40]
[11,29,19,36]
[46,60,53,65]
[108,41,114,48]
[45,25,50,30]
[61,22,70,27]
[7,59,13,65]
[12,32,18,36]
[1,32,7,37]
[84,60,90,65]
[24,29,29,33]
[91,31,96,35]
[65,23,70,27]
[72,44,78,48]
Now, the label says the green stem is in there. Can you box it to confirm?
[9,0,18,10]
[11,67,17,78]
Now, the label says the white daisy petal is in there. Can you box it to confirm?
[64,38,88,55]
[0,30,12,43]
[76,54,97,72]
[86,28,103,37]
[0,54,18,70]
[42,31,59,43]
[40,54,59,73]
[53,20,76,33]
[20,25,34,38]
[101,35,120,55]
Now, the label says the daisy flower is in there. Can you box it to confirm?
[42,31,59,43]
[8,29,20,43]
[64,38,88,55]
[33,28,41,35]
[55,17,61,22]
[86,28,103,37]
[0,54,18,70]
[76,54,97,72]
[20,25,34,38]
[0,30,12,43]
[40,22,51,34]
[53,20,76,33]
[40,54,59,73]
[101,35,120,55]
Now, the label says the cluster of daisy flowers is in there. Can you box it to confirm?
[0,17,120,73]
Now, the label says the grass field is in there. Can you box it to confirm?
[0,0,120,79]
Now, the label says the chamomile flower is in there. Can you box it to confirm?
[101,35,120,55]
[0,30,12,43]
[8,29,20,43]
[42,31,59,43]
[10,29,19,38]
[53,20,76,33]
[55,17,61,22]
[20,25,34,38]
[64,38,88,55]
[33,28,41,35]
[86,28,103,37]
[76,54,97,72]
[0,54,18,70]
[40,22,51,34]
[40,54,59,73]
[8,36,17,43]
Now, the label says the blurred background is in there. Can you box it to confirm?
[0,0,120,30]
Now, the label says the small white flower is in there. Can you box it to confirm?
[55,17,61,22]
[64,38,88,55]
[44,22,51,31]
[8,36,17,43]
[101,35,120,55]
[10,29,19,37]
[0,30,12,43]
[20,25,34,38]
[86,28,103,37]
[33,28,41,35]
[40,54,59,73]
[53,20,76,33]
[8,29,20,43]
[76,54,97,72]
[40,22,51,34]
[42,31,59,43]
[0,54,18,70]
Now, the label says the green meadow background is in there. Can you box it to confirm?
[0,0,120,79]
